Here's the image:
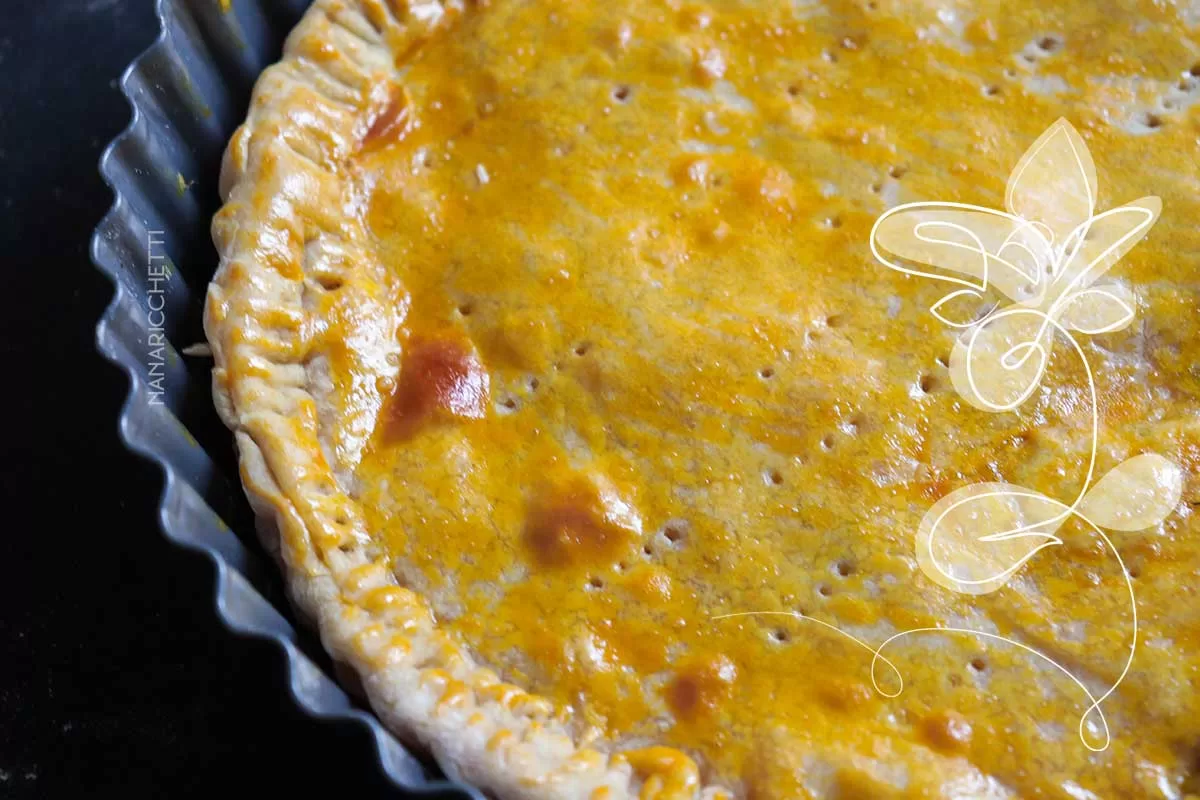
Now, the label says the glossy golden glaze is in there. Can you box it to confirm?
[310,0,1200,795]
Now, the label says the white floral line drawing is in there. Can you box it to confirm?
[718,119,1183,751]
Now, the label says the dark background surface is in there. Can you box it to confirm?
[0,2,401,796]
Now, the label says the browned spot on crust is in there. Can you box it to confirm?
[920,709,974,753]
[523,477,636,568]
[363,84,413,150]
[664,655,737,722]
[385,331,489,441]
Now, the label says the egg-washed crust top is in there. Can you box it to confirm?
[206,0,1200,798]
[206,2,728,797]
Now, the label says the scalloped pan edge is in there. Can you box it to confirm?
[89,1,482,795]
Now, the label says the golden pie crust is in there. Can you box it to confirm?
[205,0,1200,797]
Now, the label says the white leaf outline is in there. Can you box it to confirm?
[918,483,1066,596]
[1005,117,1097,247]
[929,288,989,329]
[1047,198,1160,320]
[869,203,1054,304]
[1059,286,1135,334]
[1077,454,1184,532]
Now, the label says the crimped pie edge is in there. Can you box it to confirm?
[203,1,729,798]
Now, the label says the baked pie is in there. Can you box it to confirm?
[204,0,1200,796]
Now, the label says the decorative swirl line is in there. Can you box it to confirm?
[714,609,1128,751]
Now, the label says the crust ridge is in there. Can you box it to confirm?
[204,2,730,798]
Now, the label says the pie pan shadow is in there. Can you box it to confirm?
[90,1,483,795]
